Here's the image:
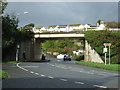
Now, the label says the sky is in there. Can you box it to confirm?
[4,1,118,27]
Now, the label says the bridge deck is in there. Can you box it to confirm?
[34,33,85,39]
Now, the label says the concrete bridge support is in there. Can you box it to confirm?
[84,40,104,63]
[84,40,89,62]
[19,39,34,61]
[33,39,42,61]
[19,38,42,62]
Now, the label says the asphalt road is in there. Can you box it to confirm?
[2,57,119,89]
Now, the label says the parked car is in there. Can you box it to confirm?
[63,55,72,61]
[57,54,65,59]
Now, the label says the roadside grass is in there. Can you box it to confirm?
[2,61,19,63]
[0,70,8,79]
[76,61,120,71]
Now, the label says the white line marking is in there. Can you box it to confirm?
[22,66,39,68]
[62,67,67,69]
[35,73,39,75]
[60,79,67,81]
[30,71,34,74]
[48,76,54,79]
[93,85,107,88]
[16,63,28,71]
[74,81,84,84]
[41,74,45,77]
[51,65,55,66]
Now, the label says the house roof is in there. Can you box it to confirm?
[69,24,81,26]
[58,25,67,28]
[89,25,97,27]
[35,26,43,29]
[48,25,57,28]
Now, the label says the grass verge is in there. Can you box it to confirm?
[0,70,8,79]
[76,61,120,71]
[2,61,18,63]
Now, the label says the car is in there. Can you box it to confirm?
[57,54,65,59]
[63,55,72,61]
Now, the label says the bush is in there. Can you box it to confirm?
[72,55,84,61]
[85,30,120,64]
[0,70,8,79]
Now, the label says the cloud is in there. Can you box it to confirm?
[7,0,119,2]
[4,2,118,27]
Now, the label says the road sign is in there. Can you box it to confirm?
[103,48,107,53]
[104,43,111,46]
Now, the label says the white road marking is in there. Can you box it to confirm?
[30,71,34,74]
[62,67,67,69]
[22,66,39,68]
[93,85,107,88]
[41,74,45,77]
[48,76,54,79]
[16,63,28,71]
[35,73,39,75]
[51,65,55,66]
[60,79,67,81]
[74,81,84,84]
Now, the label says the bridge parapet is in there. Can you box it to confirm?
[34,33,85,39]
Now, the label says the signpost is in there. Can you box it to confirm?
[103,43,111,65]
[16,45,20,63]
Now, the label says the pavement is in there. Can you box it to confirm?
[2,57,119,89]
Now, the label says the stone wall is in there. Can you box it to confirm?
[19,39,34,61]
[88,44,104,63]
[85,40,104,63]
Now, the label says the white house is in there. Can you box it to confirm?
[88,25,97,30]
[40,26,47,32]
[48,25,57,31]
[96,24,106,30]
[32,26,42,33]
[84,24,90,31]
[58,25,68,32]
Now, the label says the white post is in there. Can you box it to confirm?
[16,49,18,62]
[105,46,107,65]
[109,46,110,65]
[16,45,20,63]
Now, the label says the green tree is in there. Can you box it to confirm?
[0,0,8,13]
[85,30,120,64]
[2,1,34,61]
[23,23,34,31]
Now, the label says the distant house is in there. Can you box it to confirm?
[48,25,57,31]
[96,24,106,30]
[32,26,42,33]
[84,24,90,31]
[88,25,97,30]
[58,25,68,32]
[69,24,81,30]
[40,26,47,32]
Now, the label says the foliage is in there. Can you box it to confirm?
[72,55,84,61]
[0,70,8,79]
[2,61,17,63]
[2,2,34,61]
[76,61,120,71]
[85,30,120,64]
[42,40,83,55]
[105,22,120,28]
[23,23,34,31]
[0,0,8,13]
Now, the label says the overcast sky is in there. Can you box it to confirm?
[4,2,118,27]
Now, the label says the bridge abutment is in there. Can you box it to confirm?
[19,38,42,62]
[33,39,42,61]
